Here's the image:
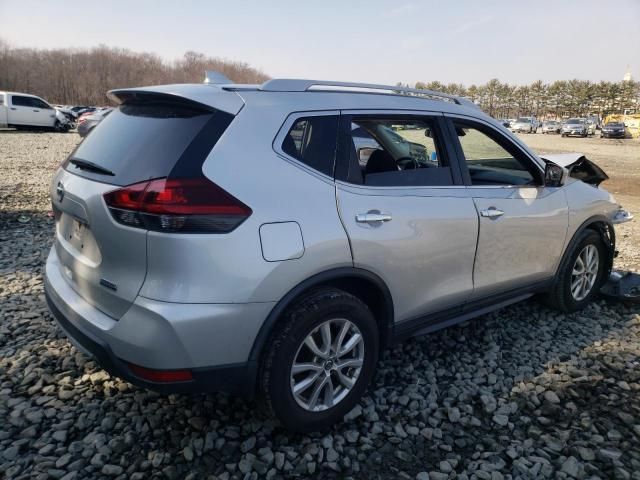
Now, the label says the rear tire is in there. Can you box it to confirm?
[261,288,379,432]
[544,229,607,312]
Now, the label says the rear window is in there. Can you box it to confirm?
[11,95,33,107]
[65,101,233,186]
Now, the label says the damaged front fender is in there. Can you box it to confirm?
[541,153,609,186]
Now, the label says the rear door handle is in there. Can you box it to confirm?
[33,109,40,112]
[356,212,392,223]
[480,207,504,219]
[10,107,17,110]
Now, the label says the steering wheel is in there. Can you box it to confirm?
[396,156,419,170]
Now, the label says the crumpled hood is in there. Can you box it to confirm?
[541,153,609,186]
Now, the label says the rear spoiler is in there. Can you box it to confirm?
[107,84,244,115]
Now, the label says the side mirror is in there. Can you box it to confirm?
[544,161,566,187]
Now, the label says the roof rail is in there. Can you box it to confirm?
[260,79,477,107]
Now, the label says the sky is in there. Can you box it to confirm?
[1,0,638,86]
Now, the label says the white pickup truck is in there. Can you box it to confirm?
[0,91,72,131]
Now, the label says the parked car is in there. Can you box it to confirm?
[58,105,97,120]
[510,117,535,133]
[542,120,561,134]
[600,122,626,139]
[584,119,597,136]
[520,116,539,131]
[0,91,73,131]
[561,118,588,137]
[77,108,113,137]
[45,76,632,431]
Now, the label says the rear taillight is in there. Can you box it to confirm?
[103,177,251,233]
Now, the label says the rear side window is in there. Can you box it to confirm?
[281,115,339,177]
[11,95,32,107]
[65,101,233,186]
[339,116,453,187]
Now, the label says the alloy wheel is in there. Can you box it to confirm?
[290,318,364,412]
[570,244,599,301]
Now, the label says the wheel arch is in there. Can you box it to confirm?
[248,267,395,368]
[557,214,615,278]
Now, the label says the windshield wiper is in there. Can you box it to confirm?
[69,158,115,176]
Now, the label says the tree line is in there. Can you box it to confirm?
[1,39,637,119]
[0,40,269,105]
[412,78,639,119]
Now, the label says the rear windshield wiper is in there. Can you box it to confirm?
[69,158,115,176]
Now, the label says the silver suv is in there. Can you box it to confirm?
[45,76,631,431]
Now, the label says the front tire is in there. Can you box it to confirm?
[544,229,607,312]
[261,288,379,432]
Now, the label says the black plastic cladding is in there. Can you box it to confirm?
[168,110,234,181]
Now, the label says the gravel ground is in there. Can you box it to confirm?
[1,130,639,480]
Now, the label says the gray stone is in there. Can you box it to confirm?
[183,446,194,461]
[439,460,453,473]
[344,404,363,421]
[492,414,509,426]
[577,447,595,461]
[326,448,339,462]
[240,436,256,453]
[275,452,285,470]
[3,445,20,460]
[52,430,68,442]
[447,407,461,423]
[55,453,72,468]
[101,464,123,476]
[560,456,581,478]
[543,390,561,404]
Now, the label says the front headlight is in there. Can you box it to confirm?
[612,208,634,224]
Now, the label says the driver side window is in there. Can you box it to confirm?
[346,117,452,187]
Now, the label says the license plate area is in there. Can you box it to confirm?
[56,213,102,266]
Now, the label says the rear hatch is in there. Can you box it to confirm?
[51,91,236,319]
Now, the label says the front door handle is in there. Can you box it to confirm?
[356,212,392,224]
[33,109,40,112]
[10,107,17,110]
[480,207,505,219]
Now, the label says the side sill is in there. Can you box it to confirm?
[393,278,552,342]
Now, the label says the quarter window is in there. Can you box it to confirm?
[453,122,539,186]
[281,115,339,177]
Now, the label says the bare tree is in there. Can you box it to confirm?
[0,39,269,105]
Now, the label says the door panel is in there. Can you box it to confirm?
[470,187,568,297]
[337,184,478,321]
[32,100,55,126]
[444,116,569,299]
[9,96,34,125]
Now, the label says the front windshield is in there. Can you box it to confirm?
[567,119,582,124]
[516,118,531,123]
[606,122,623,127]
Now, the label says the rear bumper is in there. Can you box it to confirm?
[44,247,273,394]
[45,290,253,394]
